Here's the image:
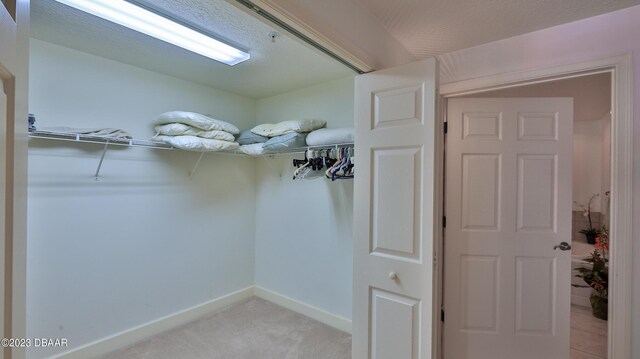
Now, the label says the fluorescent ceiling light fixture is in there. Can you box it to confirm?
[53,0,250,65]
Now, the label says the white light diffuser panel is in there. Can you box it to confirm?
[53,0,251,65]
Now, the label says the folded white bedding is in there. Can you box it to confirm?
[154,111,239,135]
[155,135,239,152]
[236,129,269,145]
[251,119,326,137]
[305,127,354,146]
[263,132,307,152]
[239,143,266,156]
[43,127,133,139]
[154,123,235,141]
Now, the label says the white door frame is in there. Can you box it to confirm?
[1,1,29,359]
[437,54,633,359]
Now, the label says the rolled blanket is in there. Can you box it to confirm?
[154,111,239,135]
[262,132,307,153]
[305,127,354,146]
[236,129,269,145]
[239,143,266,156]
[43,126,133,139]
[155,135,239,152]
[251,119,325,137]
[154,123,235,142]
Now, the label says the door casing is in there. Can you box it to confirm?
[0,1,29,359]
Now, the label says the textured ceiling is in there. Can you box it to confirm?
[460,72,611,122]
[354,0,640,58]
[30,0,354,99]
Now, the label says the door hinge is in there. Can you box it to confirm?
[443,216,446,228]
[441,309,445,322]
[444,122,448,134]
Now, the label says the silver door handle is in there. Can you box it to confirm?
[553,242,571,251]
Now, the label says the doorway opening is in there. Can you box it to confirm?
[436,53,633,358]
[446,72,611,359]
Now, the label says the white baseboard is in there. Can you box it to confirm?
[52,286,254,359]
[254,286,352,334]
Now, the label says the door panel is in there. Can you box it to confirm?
[353,59,439,359]
[373,85,424,129]
[518,112,558,140]
[517,154,557,232]
[370,289,420,359]
[460,255,499,333]
[444,98,572,359]
[515,256,556,335]
[462,154,501,231]
[463,112,502,140]
[371,147,422,260]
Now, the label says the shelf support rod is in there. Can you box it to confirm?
[94,140,110,180]
[189,152,205,179]
[261,155,281,179]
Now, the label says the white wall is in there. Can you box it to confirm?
[254,76,355,320]
[461,73,611,123]
[573,120,603,212]
[27,39,257,358]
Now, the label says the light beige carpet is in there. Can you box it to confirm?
[100,297,352,359]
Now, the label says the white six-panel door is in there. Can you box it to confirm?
[353,58,439,359]
[444,98,573,359]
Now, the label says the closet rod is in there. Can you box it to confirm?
[283,142,354,153]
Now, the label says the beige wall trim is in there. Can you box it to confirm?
[231,0,373,73]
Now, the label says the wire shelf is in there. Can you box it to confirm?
[28,130,174,150]
[27,129,354,179]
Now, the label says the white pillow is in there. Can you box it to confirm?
[154,123,235,142]
[155,135,239,152]
[154,111,239,134]
[239,143,266,156]
[251,119,326,137]
[305,127,354,146]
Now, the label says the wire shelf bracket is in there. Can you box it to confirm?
[94,140,110,180]
[261,155,281,179]
[189,152,206,179]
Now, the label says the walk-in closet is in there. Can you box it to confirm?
[5,0,638,358]
[26,0,356,357]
